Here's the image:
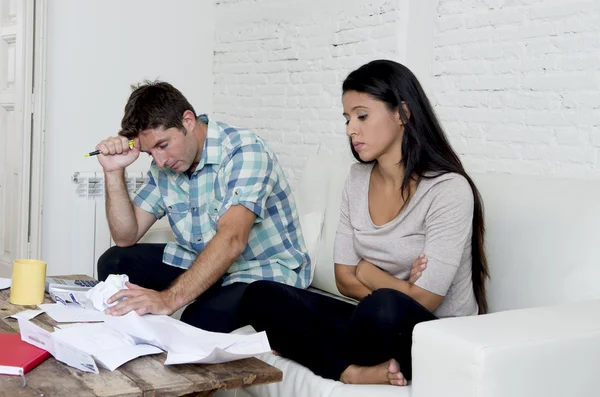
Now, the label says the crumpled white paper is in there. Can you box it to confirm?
[86,274,130,311]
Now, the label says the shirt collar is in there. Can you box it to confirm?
[195,117,221,172]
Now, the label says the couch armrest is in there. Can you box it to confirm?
[411,299,600,397]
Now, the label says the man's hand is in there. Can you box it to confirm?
[409,254,428,284]
[96,136,140,172]
[104,282,177,316]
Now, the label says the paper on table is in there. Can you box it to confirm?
[50,323,162,371]
[0,277,10,290]
[38,303,108,323]
[17,317,99,374]
[105,312,271,365]
[54,323,88,329]
[49,287,89,307]
[6,309,43,321]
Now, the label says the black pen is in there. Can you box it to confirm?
[84,140,135,157]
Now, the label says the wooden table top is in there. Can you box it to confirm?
[0,275,281,397]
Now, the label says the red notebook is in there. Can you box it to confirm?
[0,333,51,376]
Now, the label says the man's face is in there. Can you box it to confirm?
[138,126,199,173]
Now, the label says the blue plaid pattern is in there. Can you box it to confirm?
[133,115,311,288]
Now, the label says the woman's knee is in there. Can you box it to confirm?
[354,289,417,327]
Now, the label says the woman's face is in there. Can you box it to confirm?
[342,90,404,163]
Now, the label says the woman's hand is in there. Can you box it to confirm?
[409,254,428,284]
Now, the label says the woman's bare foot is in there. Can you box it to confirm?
[340,359,407,386]
[387,358,407,386]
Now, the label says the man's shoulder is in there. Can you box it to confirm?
[216,121,261,146]
[215,120,272,161]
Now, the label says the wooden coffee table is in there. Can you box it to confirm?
[0,275,281,396]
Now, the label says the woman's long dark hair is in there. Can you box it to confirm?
[343,60,489,314]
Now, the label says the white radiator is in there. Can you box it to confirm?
[71,171,148,198]
[71,171,173,279]
[71,171,148,278]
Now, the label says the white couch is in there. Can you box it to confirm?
[214,155,600,397]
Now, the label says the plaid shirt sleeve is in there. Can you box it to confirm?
[218,143,276,221]
[133,167,166,219]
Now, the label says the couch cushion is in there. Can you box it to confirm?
[138,216,175,243]
[298,211,325,285]
[471,173,600,312]
[225,351,411,397]
[294,155,354,297]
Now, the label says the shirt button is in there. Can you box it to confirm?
[168,206,172,210]
[192,207,197,212]
[196,237,202,242]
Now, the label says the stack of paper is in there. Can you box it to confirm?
[16,274,271,373]
[106,312,271,365]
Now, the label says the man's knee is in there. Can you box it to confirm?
[240,280,275,313]
[238,280,284,327]
[243,280,280,299]
[97,246,129,281]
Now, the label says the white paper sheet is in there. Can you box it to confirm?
[54,323,88,329]
[6,310,43,321]
[105,312,271,365]
[17,317,99,374]
[48,288,89,307]
[50,323,163,371]
[18,274,272,374]
[38,303,108,323]
[0,277,10,290]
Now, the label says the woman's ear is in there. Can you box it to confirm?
[400,101,411,124]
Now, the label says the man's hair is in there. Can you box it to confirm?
[118,80,196,139]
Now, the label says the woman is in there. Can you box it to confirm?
[238,60,489,386]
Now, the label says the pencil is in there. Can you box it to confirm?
[84,140,135,157]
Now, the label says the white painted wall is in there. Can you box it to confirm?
[42,0,215,276]
[432,0,600,177]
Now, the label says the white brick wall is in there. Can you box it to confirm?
[214,0,600,181]
[213,0,402,184]
[433,0,600,178]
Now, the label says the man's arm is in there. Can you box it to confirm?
[106,204,255,316]
[105,170,156,246]
[165,205,255,309]
[95,135,156,246]
[356,259,443,312]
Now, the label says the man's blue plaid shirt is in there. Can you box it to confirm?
[133,115,311,288]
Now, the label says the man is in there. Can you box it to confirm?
[96,80,310,333]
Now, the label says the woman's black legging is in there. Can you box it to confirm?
[238,280,437,381]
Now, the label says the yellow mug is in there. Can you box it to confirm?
[9,259,47,305]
